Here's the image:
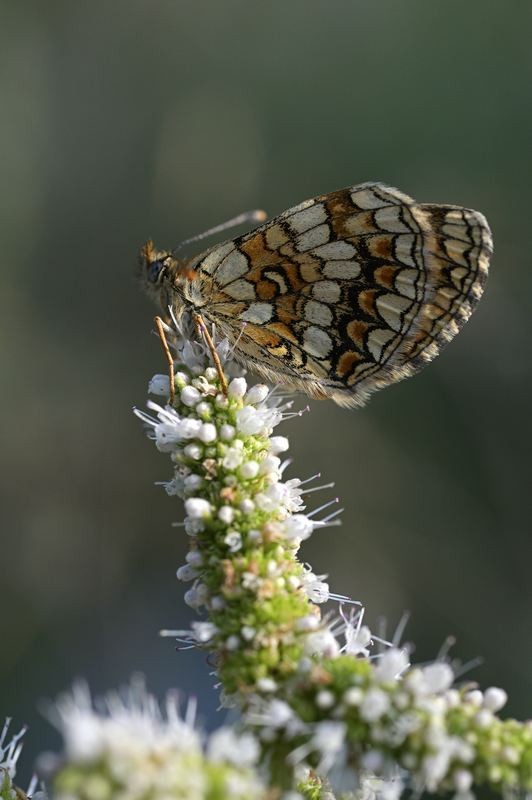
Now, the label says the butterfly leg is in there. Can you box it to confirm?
[154,316,175,405]
[193,313,228,395]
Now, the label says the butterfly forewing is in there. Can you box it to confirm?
[181,182,492,407]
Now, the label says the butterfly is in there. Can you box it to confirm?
[139,182,492,408]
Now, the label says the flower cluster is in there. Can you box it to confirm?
[135,323,342,699]
[131,319,532,797]
[0,719,43,800]
[49,680,264,800]
[247,650,532,797]
[19,316,527,800]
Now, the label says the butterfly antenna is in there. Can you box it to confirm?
[172,209,267,254]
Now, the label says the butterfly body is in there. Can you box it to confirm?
[139,183,492,407]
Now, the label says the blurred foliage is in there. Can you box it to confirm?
[1,0,530,784]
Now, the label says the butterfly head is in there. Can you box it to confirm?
[138,239,201,324]
[137,240,177,306]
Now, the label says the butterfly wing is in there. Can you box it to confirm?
[187,182,492,407]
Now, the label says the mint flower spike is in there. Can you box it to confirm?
[0,718,26,783]
[135,317,532,799]
[49,679,264,800]
[0,718,43,800]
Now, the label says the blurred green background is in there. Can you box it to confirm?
[1,0,531,781]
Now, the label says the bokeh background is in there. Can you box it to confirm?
[2,0,531,783]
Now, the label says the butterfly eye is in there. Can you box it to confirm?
[148,260,165,284]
